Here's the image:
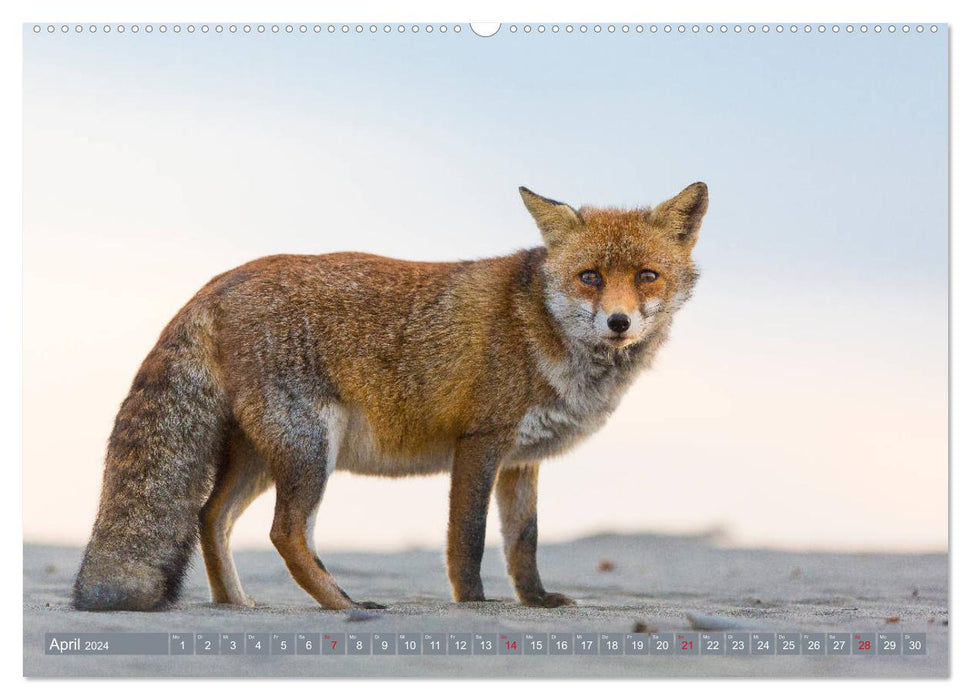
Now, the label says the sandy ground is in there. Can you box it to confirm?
[24,533,948,678]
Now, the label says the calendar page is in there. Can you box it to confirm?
[21,18,948,679]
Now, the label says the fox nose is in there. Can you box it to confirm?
[607,313,631,334]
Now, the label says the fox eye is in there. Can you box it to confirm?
[579,270,602,286]
[638,269,659,283]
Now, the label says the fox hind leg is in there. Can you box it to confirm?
[200,430,273,606]
[236,395,383,610]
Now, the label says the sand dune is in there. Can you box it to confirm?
[23,533,948,678]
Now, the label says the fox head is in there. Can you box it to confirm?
[520,183,707,350]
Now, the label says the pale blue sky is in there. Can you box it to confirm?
[25,27,948,282]
[23,26,948,551]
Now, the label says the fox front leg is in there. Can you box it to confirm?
[495,463,576,608]
[446,436,504,602]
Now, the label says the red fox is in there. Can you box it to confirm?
[73,182,708,611]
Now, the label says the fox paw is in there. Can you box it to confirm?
[521,591,576,608]
[354,600,387,610]
[454,590,500,603]
[212,595,257,608]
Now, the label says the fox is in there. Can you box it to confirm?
[72,182,708,611]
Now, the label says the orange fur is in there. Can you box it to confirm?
[74,183,708,611]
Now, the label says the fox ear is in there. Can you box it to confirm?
[652,182,709,248]
[519,186,583,247]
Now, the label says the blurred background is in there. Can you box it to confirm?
[23,25,947,553]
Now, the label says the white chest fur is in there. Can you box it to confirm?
[509,344,642,464]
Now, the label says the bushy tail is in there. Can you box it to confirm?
[73,307,226,611]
